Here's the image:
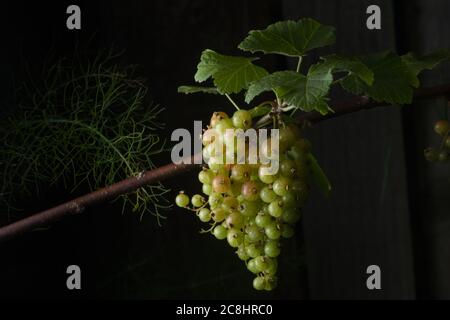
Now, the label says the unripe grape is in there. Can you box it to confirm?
[279,126,296,151]
[208,192,223,209]
[265,275,278,291]
[255,213,272,228]
[198,169,213,184]
[241,180,260,201]
[213,225,228,240]
[264,240,281,257]
[247,258,259,274]
[265,223,281,240]
[236,246,249,261]
[281,192,296,207]
[198,208,211,222]
[254,256,269,272]
[268,200,283,218]
[215,118,234,135]
[265,258,278,275]
[434,120,449,136]
[280,159,297,177]
[253,276,266,291]
[246,225,263,242]
[202,128,219,146]
[239,201,260,218]
[210,111,229,128]
[246,243,262,258]
[258,165,278,184]
[231,164,251,182]
[232,110,252,129]
[260,186,277,203]
[191,194,205,207]
[222,196,239,211]
[227,229,243,247]
[225,212,245,229]
[212,175,231,193]
[272,176,291,196]
[202,184,212,196]
[211,208,227,222]
[175,192,190,207]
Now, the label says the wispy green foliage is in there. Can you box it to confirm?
[0,51,170,223]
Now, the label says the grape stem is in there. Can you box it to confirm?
[225,94,240,110]
[1,83,450,242]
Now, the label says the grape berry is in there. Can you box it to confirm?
[425,119,449,164]
[176,109,311,291]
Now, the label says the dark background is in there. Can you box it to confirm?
[0,0,449,299]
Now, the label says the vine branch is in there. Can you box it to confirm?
[1,83,450,242]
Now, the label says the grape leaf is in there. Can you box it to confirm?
[308,153,331,197]
[319,54,374,85]
[178,86,219,95]
[238,19,335,57]
[401,49,450,87]
[341,51,415,104]
[246,65,333,114]
[194,49,268,94]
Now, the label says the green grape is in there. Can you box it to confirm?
[255,213,272,228]
[232,110,252,130]
[227,229,243,248]
[246,225,263,242]
[268,200,283,218]
[202,184,212,196]
[258,165,278,184]
[211,208,227,222]
[231,164,251,182]
[229,181,242,197]
[198,169,214,184]
[208,192,223,209]
[236,246,249,261]
[282,208,301,224]
[281,192,296,208]
[175,193,190,207]
[212,175,231,193]
[222,196,239,211]
[264,258,278,275]
[191,194,205,207]
[260,186,277,203]
[245,243,262,258]
[213,225,228,240]
[264,240,280,257]
[210,111,229,128]
[239,200,260,218]
[254,256,269,272]
[272,176,291,196]
[215,118,234,135]
[225,212,245,229]
[202,128,220,146]
[247,258,259,274]
[265,276,278,291]
[198,208,211,222]
[434,120,449,136]
[253,276,266,291]
[280,159,297,177]
[241,180,260,201]
[281,224,295,238]
[265,223,281,240]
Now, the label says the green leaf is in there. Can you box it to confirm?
[401,49,450,87]
[177,86,219,95]
[238,18,335,57]
[308,153,331,197]
[246,65,333,115]
[320,54,374,85]
[194,49,268,94]
[341,51,415,105]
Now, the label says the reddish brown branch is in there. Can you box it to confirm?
[1,84,450,243]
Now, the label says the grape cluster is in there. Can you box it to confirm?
[175,109,311,291]
[424,119,450,163]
